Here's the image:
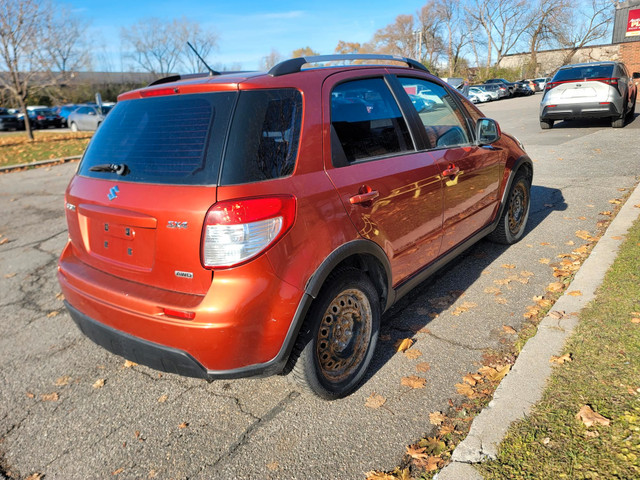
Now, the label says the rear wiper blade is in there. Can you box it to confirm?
[89,163,129,176]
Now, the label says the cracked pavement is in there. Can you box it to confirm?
[1,95,639,479]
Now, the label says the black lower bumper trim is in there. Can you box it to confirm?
[541,101,621,121]
[65,301,211,379]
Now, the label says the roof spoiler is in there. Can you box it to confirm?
[268,54,429,77]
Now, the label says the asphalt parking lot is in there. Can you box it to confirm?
[1,93,639,479]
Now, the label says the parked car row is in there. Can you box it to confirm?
[0,102,115,132]
[456,76,550,104]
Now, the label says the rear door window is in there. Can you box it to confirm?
[330,78,413,166]
[221,89,302,185]
[78,92,236,185]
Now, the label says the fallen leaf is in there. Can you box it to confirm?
[401,375,426,389]
[25,474,44,480]
[158,394,168,403]
[495,297,508,305]
[567,290,582,296]
[422,456,440,472]
[46,311,59,318]
[123,360,137,368]
[501,264,516,269]
[585,430,600,438]
[631,318,640,324]
[416,362,431,373]
[576,405,610,427]
[55,375,71,386]
[523,305,540,319]
[365,471,396,480]
[502,325,516,334]
[395,338,414,353]
[41,392,59,402]
[539,258,550,264]
[549,310,568,320]
[520,270,534,277]
[491,365,511,382]
[451,301,477,316]
[404,349,422,359]
[565,240,575,246]
[266,462,279,471]
[4,272,16,278]
[577,216,587,220]
[547,282,564,293]
[608,199,622,205]
[611,236,624,240]
[419,437,447,455]
[573,245,589,255]
[406,445,429,461]
[429,411,445,425]
[55,292,65,301]
[148,469,158,478]
[178,422,189,429]
[635,204,640,208]
[0,238,8,245]
[484,287,501,294]
[550,353,572,364]
[600,211,612,216]
[365,392,386,409]
[112,468,124,475]
[439,424,454,435]
[93,378,105,389]
[26,391,35,399]
[455,382,476,398]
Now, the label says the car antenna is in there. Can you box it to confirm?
[186,41,220,76]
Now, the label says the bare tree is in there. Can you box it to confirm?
[369,14,418,58]
[0,0,49,139]
[260,49,282,70]
[121,17,217,75]
[416,1,445,69]
[524,0,569,77]
[435,0,472,76]
[468,0,532,67]
[553,0,614,65]
[42,6,91,75]
[334,41,363,54]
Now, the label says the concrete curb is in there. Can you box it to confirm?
[436,182,640,480]
[0,155,81,173]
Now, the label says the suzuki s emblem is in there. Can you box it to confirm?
[108,185,119,201]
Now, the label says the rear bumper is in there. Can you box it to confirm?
[58,242,309,379]
[541,101,621,121]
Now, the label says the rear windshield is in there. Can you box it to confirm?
[78,92,235,185]
[554,65,614,82]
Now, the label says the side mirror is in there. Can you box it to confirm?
[476,118,501,146]
[633,72,640,79]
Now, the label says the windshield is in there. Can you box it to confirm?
[554,65,614,81]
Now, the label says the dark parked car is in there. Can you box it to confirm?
[0,108,23,131]
[514,81,534,96]
[67,104,113,131]
[486,78,517,96]
[27,108,64,129]
[58,54,533,399]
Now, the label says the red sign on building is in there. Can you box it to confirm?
[627,8,640,36]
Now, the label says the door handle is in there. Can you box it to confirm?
[442,164,460,177]
[349,190,379,205]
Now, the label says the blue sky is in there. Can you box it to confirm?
[66,0,428,71]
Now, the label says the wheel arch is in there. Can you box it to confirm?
[495,154,533,225]
[304,239,393,313]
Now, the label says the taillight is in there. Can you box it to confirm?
[201,196,296,268]
[37,115,45,120]
[140,87,179,97]
[545,82,557,91]
[599,77,621,94]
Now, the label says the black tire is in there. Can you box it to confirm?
[540,119,553,129]
[612,115,625,128]
[626,97,636,122]
[488,171,531,245]
[288,267,380,399]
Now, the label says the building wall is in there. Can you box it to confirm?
[498,44,621,77]
[620,41,640,73]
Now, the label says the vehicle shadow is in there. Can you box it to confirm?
[359,184,567,387]
[552,113,638,129]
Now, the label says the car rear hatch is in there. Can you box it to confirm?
[546,64,616,104]
[64,90,237,295]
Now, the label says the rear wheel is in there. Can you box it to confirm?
[612,115,625,128]
[70,122,78,132]
[288,268,380,399]
[488,171,531,245]
[626,97,636,122]
[540,119,553,129]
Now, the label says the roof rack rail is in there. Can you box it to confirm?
[148,72,217,86]
[268,54,429,77]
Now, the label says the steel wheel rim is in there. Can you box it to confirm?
[508,182,528,235]
[316,288,372,383]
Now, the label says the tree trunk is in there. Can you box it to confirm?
[18,97,34,141]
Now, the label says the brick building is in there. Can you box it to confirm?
[499,0,640,76]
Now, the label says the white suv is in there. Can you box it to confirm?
[540,61,638,129]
